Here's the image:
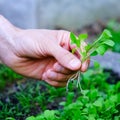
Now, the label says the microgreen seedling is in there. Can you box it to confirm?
[67,29,115,92]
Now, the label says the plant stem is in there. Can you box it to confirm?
[77,71,83,91]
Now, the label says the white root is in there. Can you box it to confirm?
[66,72,79,91]
[66,71,84,93]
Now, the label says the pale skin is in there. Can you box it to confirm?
[0,15,89,87]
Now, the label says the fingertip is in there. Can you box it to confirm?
[53,62,59,68]
[80,60,90,72]
[43,69,53,80]
[69,59,81,71]
[42,73,47,80]
[53,62,61,71]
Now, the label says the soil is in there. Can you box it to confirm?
[104,69,120,84]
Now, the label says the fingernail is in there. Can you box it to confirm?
[69,59,81,69]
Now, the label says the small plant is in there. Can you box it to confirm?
[25,68,120,120]
[67,29,115,91]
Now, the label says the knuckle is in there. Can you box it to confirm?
[53,82,60,87]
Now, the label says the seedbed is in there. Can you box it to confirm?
[0,64,120,120]
[0,20,120,120]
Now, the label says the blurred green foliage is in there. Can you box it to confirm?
[0,66,119,120]
[0,64,22,90]
[107,20,120,53]
[26,67,120,120]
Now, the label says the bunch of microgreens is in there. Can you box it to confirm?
[67,29,115,91]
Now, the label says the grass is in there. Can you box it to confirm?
[0,64,22,90]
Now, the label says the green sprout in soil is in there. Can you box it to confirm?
[67,29,115,92]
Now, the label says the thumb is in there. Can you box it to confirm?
[50,44,81,71]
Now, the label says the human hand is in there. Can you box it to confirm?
[0,15,89,87]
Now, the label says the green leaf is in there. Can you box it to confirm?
[81,90,89,95]
[70,29,114,63]
[26,116,36,120]
[70,32,77,43]
[36,115,45,120]
[93,98,103,108]
[88,114,96,120]
[109,95,118,103]
[96,45,107,55]
[100,29,112,39]
[103,39,115,47]
[104,29,112,38]
[81,52,87,59]
[70,32,80,47]
[94,61,100,69]
[90,51,98,56]
[85,44,91,51]
[44,110,57,120]
[88,105,97,114]
[5,118,15,120]
[78,33,88,41]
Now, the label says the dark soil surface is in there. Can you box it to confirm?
[104,69,120,84]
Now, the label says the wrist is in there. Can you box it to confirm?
[0,15,20,65]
